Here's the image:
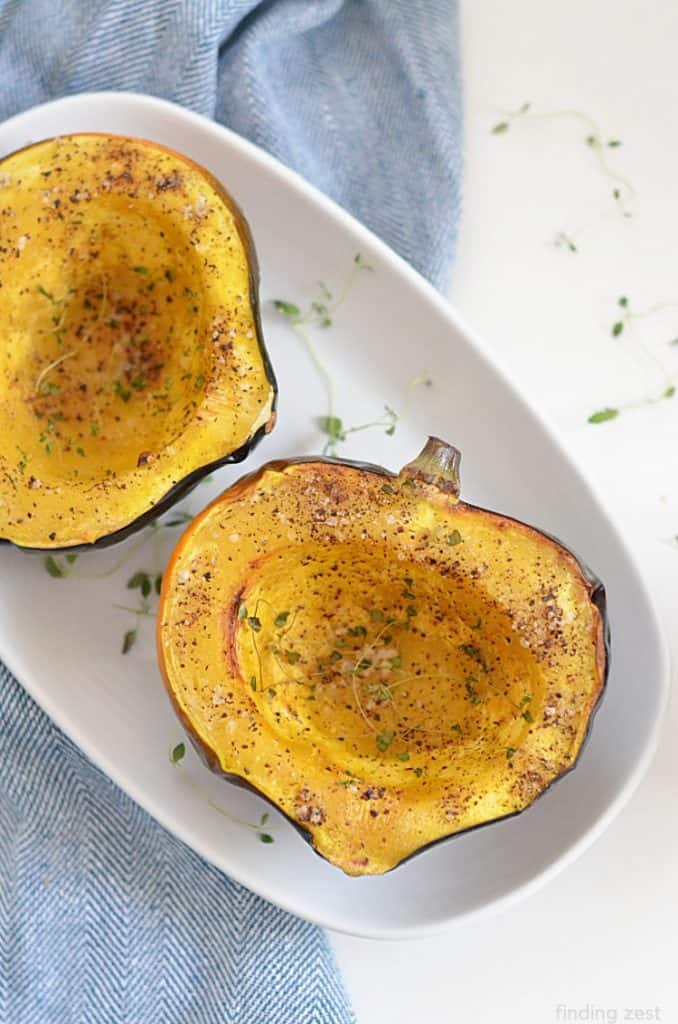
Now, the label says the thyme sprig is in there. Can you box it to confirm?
[272,255,429,456]
[35,350,77,395]
[588,295,678,423]
[35,283,79,393]
[273,254,372,430]
[491,102,634,215]
[588,383,676,425]
[169,742,274,843]
[274,253,373,332]
[318,405,398,455]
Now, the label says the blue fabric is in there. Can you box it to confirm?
[0,2,462,1021]
[0,668,353,1023]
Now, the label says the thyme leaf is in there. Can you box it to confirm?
[122,628,137,654]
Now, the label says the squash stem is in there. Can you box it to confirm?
[400,437,461,497]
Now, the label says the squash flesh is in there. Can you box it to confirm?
[158,458,606,876]
[0,134,275,547]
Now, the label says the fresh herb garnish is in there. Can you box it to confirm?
[588,407,619,424]
[169,740,275,843]
[45,555,65,578]
[554,232,578,253]
[165,512,193,527]
[122,628,137,654]
[273,299,301,319]
[127,570,153,598]
[318,416,345,446]
[490,102,530,134]
[318,405,399,456]
[465,680,481,705]
[273,257,417,456]
[491,103,634,217]
[170,742,186,764]
[44,553,78,579]
[376,730,394,752]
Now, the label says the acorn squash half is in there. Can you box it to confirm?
[0,134,276,550]
[158,439,608,875]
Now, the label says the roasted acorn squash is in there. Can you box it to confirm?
[158,439,608,875]
[0,134,276,549]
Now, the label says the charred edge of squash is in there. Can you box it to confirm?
[157,454,610,874]
[0,133,278,554]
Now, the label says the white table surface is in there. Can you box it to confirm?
[331,2,678,1020]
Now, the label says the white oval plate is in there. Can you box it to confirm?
[0,93,669,939]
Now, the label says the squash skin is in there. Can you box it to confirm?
[0,133,277,551]
[157,441,608,876]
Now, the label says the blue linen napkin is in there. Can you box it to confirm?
[0,2,462,1021]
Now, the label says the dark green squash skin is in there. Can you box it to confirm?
[0,166,278,555]
[164,451,610,875]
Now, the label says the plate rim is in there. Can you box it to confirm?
[0,90,671,940]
